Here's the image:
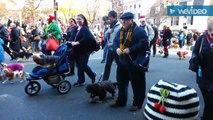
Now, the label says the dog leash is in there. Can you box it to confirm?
[97,72,103,82]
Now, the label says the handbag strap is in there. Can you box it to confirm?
[199,38,204,54]
[74,28,81,42]
[128,54,133,61]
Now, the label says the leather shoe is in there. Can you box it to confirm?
[129,106,140,112]
[73,82,84,87]
[101,60,105,63]
[91,72,97,83]
[110,101,125,108]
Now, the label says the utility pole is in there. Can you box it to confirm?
[53,0,58,21]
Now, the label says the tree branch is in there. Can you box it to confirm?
[34,0,42,10]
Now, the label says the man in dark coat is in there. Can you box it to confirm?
[9,23,21,52]
[110,12,149,112]
[150,24,158,56]
[0,22,15,60]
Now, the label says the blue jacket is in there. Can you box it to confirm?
[0,38,4,63]
[113,22,149,65]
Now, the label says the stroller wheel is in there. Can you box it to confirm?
[25,81,41,96]
[57,80,71,94]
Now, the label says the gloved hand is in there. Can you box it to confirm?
[71,41,79,46]
[123,48,130,54]
[66,41,73,48]
[116,48,122,56]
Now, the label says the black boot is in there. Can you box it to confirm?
[163,53,169,58]
[67,65,75,76]
[9,53,16,61]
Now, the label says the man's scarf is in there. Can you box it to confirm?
[120,25,133,51]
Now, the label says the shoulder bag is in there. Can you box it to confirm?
[129,49,151,72]
[189,38,204,72]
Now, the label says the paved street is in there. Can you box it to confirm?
[0,48,203,120]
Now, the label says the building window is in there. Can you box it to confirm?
[139,4,141,8]
[187,16,193,25]
[130,5,132,10]
[171,17,179,26]
[138,13,141,19]
[179,2,187,5]
[175,17,179,25]
[134,4,136,9]
[125,6,127,10]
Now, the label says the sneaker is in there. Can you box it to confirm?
[73,82,84,87]
[129,106,141,112]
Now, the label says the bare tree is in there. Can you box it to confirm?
[149,0,170,28]
[22,0,43,22]
[0,0,16,19]
[0,3,8,18]
[84,0,101,27]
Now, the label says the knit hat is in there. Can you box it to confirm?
[48,15,55,23]
[139,16,146,22]
[144,80,200,120]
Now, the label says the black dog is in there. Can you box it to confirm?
[12,51,33,60]
[86,80,117,103]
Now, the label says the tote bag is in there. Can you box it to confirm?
[46,37,59,51]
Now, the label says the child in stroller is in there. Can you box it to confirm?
[24,44,72,96]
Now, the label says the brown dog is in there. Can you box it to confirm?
[177,51,188,60]
[0,63,28,84]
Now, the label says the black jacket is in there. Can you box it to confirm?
[152,26,158,42]
[162,29,172,46]
[193,33,213,90]
[0,26,9,44]
[10,27,21,52]
[69,26,96,54]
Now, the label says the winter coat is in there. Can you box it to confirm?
[9,27,21,52]
[47,22,61,40]
[177,31,186,41]
[0,26,9,44]
[68,26,96,55]
[105,21,122,50]
[0,38,4,63]
[113,22,149,65]
[31,28,39,41]
[66,25,77,41]
[162,29,172,46]
[152,26,159,42]
[140,24,155,41]
[193,33,213,90]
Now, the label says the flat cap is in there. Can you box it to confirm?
[120,12,134,20]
